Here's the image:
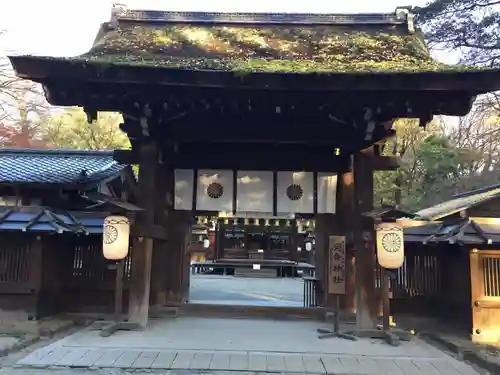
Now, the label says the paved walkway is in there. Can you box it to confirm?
[11,317,485,374]
[14,347,482,374]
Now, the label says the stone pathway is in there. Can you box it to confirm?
[14,347,482,374]
[7,316,488,374]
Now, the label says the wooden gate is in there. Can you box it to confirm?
[470,249,500,344]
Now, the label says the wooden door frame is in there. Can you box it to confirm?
[470,248,500,344]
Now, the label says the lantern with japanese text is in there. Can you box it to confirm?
[103,216,130,260]
[376,222,404,269]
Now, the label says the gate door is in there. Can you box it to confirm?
[470,249,500,344]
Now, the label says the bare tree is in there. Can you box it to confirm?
[0,30,51,147]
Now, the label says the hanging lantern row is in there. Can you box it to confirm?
[102,215,130,260]
[297,219,316,233]
[195,216,217,225]
[218,217,294,227]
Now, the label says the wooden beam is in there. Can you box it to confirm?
[128,139,157,329]
[131,223,168,241]
[372,155,401,171]
[114,149,139,165]
[115,144,353,172]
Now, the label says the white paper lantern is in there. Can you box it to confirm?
[103,215,130,260]
[376,222,404,269]
[203,239,210,249]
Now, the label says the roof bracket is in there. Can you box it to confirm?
[45,209,88,235]
[0,209,14,224]
[23,210,45,232]
[470,220,492,244]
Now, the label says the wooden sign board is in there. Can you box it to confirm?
[328,235,346,294]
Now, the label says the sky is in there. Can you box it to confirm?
[0,0,445,59]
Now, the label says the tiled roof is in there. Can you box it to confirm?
[0,207,105,234]
[0,148,127,187]
[403,218,500,245]
[414,184,500,221]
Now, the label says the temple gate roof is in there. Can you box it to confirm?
[8,6,500,93]
[80,9,443,74]
[6,6,500,154]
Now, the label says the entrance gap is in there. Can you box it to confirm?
[188,216,316,308]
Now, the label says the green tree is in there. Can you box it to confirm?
[46,107,131,150]
[374,119,438,210]
[374,118,481,212]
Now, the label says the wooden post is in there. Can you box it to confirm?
[165,211,192,304]
[336,170,355,315]
[128,140,157,329]
[315,169,355,311]
[114,260,124,321]
[289,220,298,262]
[314,215,331,305]
[353,148,377,330]
[381,267,390,331]
[150,163,174,307]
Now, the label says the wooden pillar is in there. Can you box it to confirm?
[289,220,298,262]
[353,147,377,329]
[316,169,355,312]
[128,140,157,328]
[165,211,192,304]
[150,164,174,307]
[314,214,336,306]
[337,171,356,315]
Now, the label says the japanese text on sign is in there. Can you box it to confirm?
[328,236,346,294]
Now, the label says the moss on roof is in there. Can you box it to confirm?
[73,23,462,73]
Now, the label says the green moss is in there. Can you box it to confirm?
[69,24,472,73]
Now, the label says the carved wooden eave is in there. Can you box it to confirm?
[9,54,500,117]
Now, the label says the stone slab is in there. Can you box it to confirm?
[31,316,447,359]
[13,347,484,374]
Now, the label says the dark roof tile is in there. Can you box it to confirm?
[0,207,104,234]
[0,148,127,187]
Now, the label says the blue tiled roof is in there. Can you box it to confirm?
[0,208,104,234]
[0,148,127,187]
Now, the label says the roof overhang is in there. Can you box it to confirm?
[9,55,500,95]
